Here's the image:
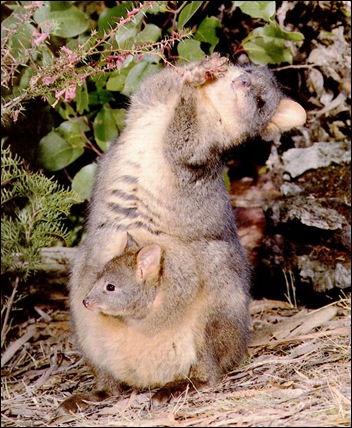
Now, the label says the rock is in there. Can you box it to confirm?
[282,141,351,179]
[266,197,347,231]
[280,183,303,197]
[298,254,351,293]
[254,143,351,301]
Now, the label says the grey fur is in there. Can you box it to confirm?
[61,54,306,412]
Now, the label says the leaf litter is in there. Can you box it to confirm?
[1,296,350,427]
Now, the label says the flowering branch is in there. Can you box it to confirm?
[1,1,192,124]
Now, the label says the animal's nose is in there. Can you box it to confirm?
[232,73,251,89]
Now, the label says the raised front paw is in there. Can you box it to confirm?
[182,53,229,86]
[201,53,229,79]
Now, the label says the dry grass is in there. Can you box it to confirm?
[1,296,350,427]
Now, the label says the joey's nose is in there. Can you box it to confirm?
[83,297,100,312]
[232,73,251,90]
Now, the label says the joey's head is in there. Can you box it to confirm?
[83,244,162,319]
[201,62,306,146]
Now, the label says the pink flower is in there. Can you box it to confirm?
[61,46,73,55]
[43,76,56,85]
[33,33,49,46]
[24,2,44,9]
[64,85,76,102]
[52,84,76,108]
[55,88,66,99]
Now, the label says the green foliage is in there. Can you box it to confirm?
[194,16,221,54]
[177,2,203,30]
[38,118,89,171]
[33,1,89,38]
[1,1,305,204]
[71,163,98,202]
[243,22,304,64]
[235,1,304,64]
[1,142,79,280]
[235,1,276,22]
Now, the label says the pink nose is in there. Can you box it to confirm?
[232,74,251,90]
[82,298,98,311]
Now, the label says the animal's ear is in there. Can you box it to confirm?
[263,99,306,141]
[126,233,139,251]
[136,244,162,282]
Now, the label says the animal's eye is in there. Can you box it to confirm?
[256,97,265,109]
[105,283,116,292]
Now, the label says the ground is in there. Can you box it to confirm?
[1,296,350,427]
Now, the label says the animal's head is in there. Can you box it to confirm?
[83,244,162,319]
[200,60,306,146]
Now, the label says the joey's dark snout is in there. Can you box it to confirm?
[232,73,251,90]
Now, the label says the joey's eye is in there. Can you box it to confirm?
[256,97,265,109]
[105,283,116,292]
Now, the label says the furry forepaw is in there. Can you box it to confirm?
[56,391,109,415]
[201,53,229,79]
[150,379,207,407]
[151,382,188,406]
[182,53,229,86]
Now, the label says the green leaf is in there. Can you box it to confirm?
[254,22,305,41]
[46,1,71,12]
[76,81,89,114]
[58,120,88,147]
[147,2,164,14]
[72,163,98,201]
[177,2,203,30]
[235,1,276,22]
[41,45,55,66]
[34,4,89,38]
[38,131,84,171]
[122,61,162,95]
[57,102,76,120]
[93,105,118,152]
[115,10,144,49]
[98,4,130,32]
[106,62,135,92]
[112,109,126,131]
[243,23,304,64]
[244,37,291,65]
[115,24,138,50]
[177,39,206,62]
[136,24,162,44]
[89,88,114,106]
[106,73,127,92]
[194,16,221,53]
[19,67,35,90]
[2,19,34,61]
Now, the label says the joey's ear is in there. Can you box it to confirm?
[126,233,139,251]
[263,99,306,141]
[136,244,162,281]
